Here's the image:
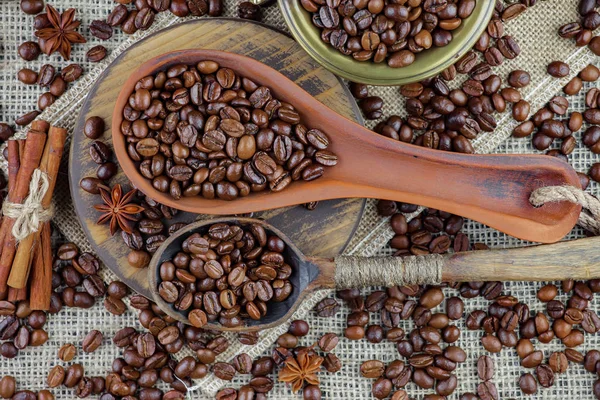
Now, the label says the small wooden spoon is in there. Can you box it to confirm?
[149,217,600,332]
[113,50,581,244]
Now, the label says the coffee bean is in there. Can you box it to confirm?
[318,333,339,352]
[108,5,129,26]
[57,343,77,362]
[508,70,531,88]
[361,360,385,378]
[477,355,494,381]
[104,296,127,315]
[0,376,16,399]
[62,64,83,82]
[15,110,40,126]
[519,373,537,394]
[535,364,555,388]
[82,330,103,353]
[477,381,498,400]
[64,364,84,388]
[17,68,38,85]
[18,41,40,61]
[87,45,108,62]
[547,61,570,77]
[90,20,113,40]
[84,116,105,139]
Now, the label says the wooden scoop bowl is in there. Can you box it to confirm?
[113,50,582,244]
[149,217,600,332]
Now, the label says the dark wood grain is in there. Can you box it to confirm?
[68,19,365,298]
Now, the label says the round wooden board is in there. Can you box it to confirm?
[69,18,366,299]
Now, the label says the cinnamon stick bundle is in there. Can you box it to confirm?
[9,126,67,290]
[0,122,48,292]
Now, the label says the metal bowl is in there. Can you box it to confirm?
[278,0,496,86]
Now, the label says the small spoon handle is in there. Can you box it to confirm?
[323,236,600,289]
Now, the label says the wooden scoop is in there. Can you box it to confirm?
[148,217,600,332]
[113,50,582,244]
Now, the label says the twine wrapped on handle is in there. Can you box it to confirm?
[529,185,600,236]
[1,169,54,242]
[334,255,444,288]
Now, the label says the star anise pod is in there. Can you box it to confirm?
[278,348,323,393]
[34,5,86,60]
[94,184,144,236]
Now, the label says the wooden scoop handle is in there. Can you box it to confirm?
[328,113,582,244]
[315,236,600,289]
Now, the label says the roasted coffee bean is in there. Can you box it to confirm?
[361,360,385,378]
[18,68,38,85]
[108,5,129,26]
[104,296,127,315]
[58,343,77,362]
[0,376,16,399]
[536,364,555,388]
[519,373,537,394]
[18,41,41,61]
[82,330,103,353]
[547,61,570,77]
[508,70,531,88]
[64,364,84,388]
[477,355,495,381]
[90,20,113,40]
[84,116,105,139]
[62,64,83,83]
[87,45,108,62]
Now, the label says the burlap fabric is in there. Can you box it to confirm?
[1,0,600,398]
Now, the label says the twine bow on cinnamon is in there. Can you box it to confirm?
[1,169,55,243]
[529,185,600,236]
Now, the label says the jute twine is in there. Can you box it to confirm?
[530,185,600,236]
[335,254,445,288]
[1,169,54,242]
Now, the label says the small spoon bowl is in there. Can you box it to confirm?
[148,217,326,332]
[114,49,581,244]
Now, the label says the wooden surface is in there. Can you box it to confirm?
[112,48,581,244]
[69,19,365,299]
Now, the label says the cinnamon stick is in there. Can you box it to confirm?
[0,126,47,292]
[0,141,21,252]
[9,126,67,289]
[30,223,52,310]
[7,286,27,302]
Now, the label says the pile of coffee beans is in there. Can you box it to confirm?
[13,62,84,128]
[378,200,473,255]
[217,323,339,400]
[317,271,600,397]
[0,375,53,400]
[0,242,106,360]
[105,0,223,35]
[121,61,338,200]
[300,0,479,68]
[157,222,293,328]
[558,0,600,56]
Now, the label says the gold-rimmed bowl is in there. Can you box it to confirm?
[278,0,496,85]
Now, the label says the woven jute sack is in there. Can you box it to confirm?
[1,0,600,398]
